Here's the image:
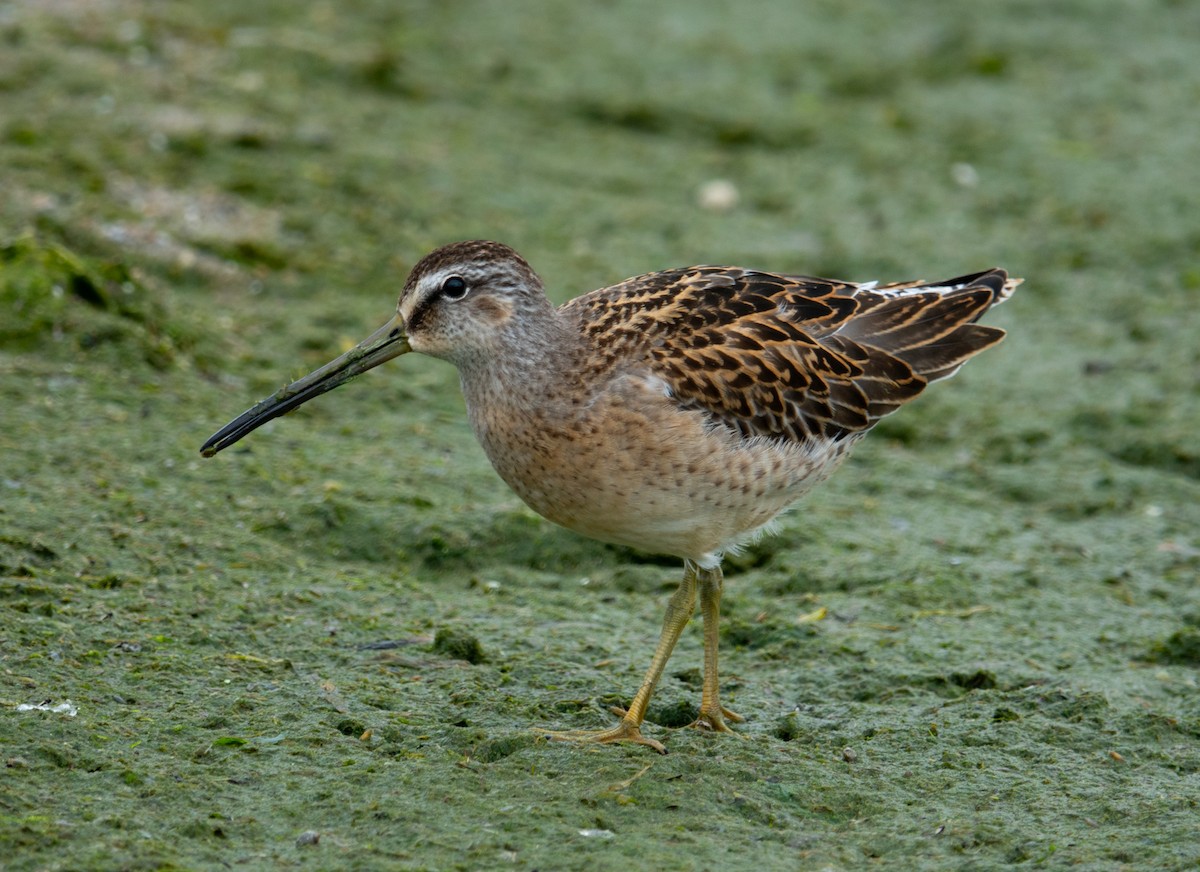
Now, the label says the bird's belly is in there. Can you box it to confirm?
[473,393,857,563]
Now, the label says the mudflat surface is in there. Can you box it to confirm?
[2,2,1197,869]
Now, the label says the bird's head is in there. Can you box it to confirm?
[397,240,545,362]
[199,240,543,457]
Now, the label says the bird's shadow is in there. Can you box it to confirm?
[250,493,615,574]
[251,489,780,583]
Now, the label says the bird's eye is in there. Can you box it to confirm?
[440,275,469,301]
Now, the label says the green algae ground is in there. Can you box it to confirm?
[2,1,1198,869]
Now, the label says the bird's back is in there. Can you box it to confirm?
[560,266,1019,447]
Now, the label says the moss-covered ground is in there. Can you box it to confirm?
[2,1,1198,869]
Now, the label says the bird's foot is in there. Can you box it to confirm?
[539,718,667,755]
[686,705,745,736]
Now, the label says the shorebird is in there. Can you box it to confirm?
[202,241,1019,753]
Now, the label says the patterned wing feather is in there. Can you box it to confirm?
[563,266,1016,444]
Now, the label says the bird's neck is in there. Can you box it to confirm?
[455,307,579,422]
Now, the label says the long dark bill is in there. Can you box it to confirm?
[200,313,409,458]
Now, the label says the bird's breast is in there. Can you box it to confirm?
[461,368,854,562]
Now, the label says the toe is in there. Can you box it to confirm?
[539,722,668,754]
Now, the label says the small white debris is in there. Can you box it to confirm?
[117,19,143,43]
[951,162,979,188]
[17,700,78,718]
[234,71,265,92]
[577,828,615,839]
[1144,504,1163,518]
[697,179,739,212]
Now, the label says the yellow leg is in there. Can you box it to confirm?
[690,564,744,734]
[542,561,699,754]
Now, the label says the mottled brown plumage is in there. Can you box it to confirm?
[202,240,1019,753]
[567,264,1014,444]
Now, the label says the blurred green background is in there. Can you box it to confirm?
[2,1,1197,869]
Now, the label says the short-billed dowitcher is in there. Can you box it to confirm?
[202,241,1019,753]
